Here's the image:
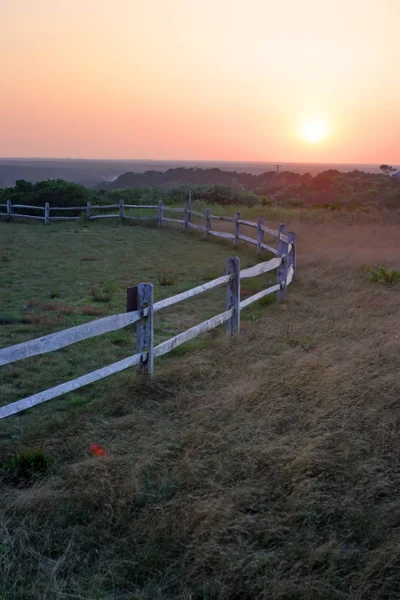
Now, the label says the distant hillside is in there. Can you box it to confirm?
[102,167,400,209]
[0,158,385,188]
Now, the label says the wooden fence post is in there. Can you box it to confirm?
[205,207,211,237]
[127,283,154,377]
[226,257,240,335]
[119,199,124,220]
[287,231,296,281]
[257,216,264,254]
[158,201,163,227]
[234,212,240,247]
[276,224,288,302]
[44,203,50,225]
[86,201,91,220]
[6,200,12,221]
[184,202,190,231]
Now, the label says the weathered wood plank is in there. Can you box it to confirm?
[51,216,81,221]
[210,214,235,222]
[208,230,235,240]
[124,204,158,209]
[163,206,185,213]
[276,224,288,302]
[153,308,233,358]
[234,212,240,247]
[184,202,190,231]
[287,231,296,280]
[260,242,278,255]
[239,284,281,310]
[0,352,143,420]
[257,217,264,254]
[238,234,257,246]
[135,284,154,377]
[10,214,44,221]
[153,275,230,313]
[124,216,157,221]
[240,256,282,279]
[158,200,163,227]
[238,219,257,228]
[188,222,206,232]
[49,206,86,211]
[226,257,240,335]
[206,208,211,237]
[188,209,205,218]
[163,217,184,224]
[260,224,279,237]
[90,204,120,209]
[0,309,144,367]
[90,214,120,219]
[12,204,45,211]
[286,264,295,286]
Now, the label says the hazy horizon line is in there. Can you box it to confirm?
[0,156,394,167]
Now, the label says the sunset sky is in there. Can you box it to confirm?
[1,0,399,163]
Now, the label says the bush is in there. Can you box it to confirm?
[0,179,102,211]
[369,266,400,285]
[1,447,51,486]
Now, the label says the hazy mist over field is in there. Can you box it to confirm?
[0,158,386,188]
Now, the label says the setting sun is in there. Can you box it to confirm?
[300,119,330,144]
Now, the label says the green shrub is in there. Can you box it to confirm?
[369,266,400,285]
[1,447,51,485]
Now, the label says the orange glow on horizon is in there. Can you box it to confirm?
[0,0,399,163]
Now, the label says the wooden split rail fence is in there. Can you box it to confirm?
[0,199,282,255]
[0,221,296,421]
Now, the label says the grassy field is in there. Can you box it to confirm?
[0,211,400,599]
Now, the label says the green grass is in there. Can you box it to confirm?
[1,214,400,600]
[0,220,259,412]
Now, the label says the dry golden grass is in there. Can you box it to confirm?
[0,211,400,599]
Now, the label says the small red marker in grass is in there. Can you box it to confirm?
[90,443,107,457]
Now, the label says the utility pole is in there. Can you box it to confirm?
[274,164,282,173]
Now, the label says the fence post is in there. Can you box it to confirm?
[158,201,163,227]
[119,199,124,220]
[6,200,12,221]
[44,202,50,225]
[184,202,190,231]
[287,231,296,281]
[234,212,240,247]
[86,201,91,220]
[276,224,288,302]
[205,207,211,237]
[257,216,264,254]
[127,283,154,377]
[226,257,240,335]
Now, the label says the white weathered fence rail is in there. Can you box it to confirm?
[0,199,288,254]
[0,233,296,420]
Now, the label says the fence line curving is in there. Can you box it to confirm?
[0,199,296,421]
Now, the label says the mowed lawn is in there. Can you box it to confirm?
[1,213,400,600]
[0,219,262,411]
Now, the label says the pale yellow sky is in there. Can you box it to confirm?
[0,0,399,162]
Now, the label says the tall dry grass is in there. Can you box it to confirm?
[1,213,400,599]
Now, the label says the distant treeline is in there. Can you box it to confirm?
[1,167,399,211]
[101,167,400,209]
